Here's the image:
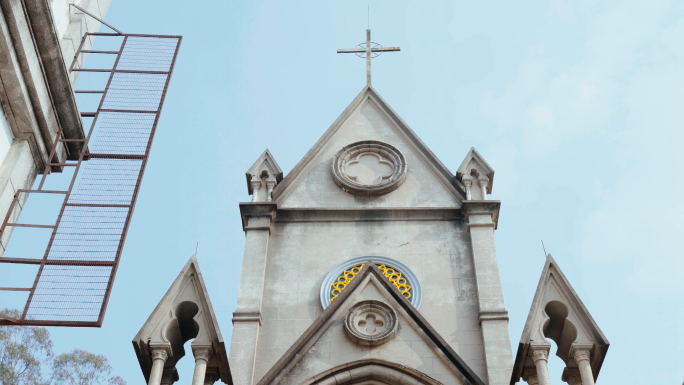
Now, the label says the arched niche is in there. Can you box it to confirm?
[542,300,578,364]
[164,301,201,363]
[301,359,443,385]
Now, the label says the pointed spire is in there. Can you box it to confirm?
[245,149,283,202]
[132,255,233,385]
[510,255,609,385]
[457,147,495,199]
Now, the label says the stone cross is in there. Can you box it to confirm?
[337,29,400,85]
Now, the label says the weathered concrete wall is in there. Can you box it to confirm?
[279,102,461,209]
[251,218,487,382]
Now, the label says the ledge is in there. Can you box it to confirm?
[478,310,509,324]
[461,200,501,229]
[275,207,463,223]
[232,311,262,325]
[239,202,277,230]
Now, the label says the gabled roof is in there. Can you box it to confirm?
[271,85,466,203]
[456,147,495,193]
[256,263,485,385]
[246,149,284,195]
[510,255,609,385]
[132,255,232,385]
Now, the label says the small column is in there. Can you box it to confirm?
[250,181,262,202]
[479,179,488,200]
[523,369,540,385]
[147,346,170,385]
[191,348,212,385]
[573,349,594,385]
[266,181,276,202]
[204,368,220,385]
[561,368,582,385]
[531,347,552,385]
[463,180,472,200]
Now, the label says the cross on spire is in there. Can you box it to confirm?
[337,29,400,86]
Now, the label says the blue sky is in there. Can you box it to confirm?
[14,0,684,383]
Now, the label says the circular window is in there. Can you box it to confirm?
[320,256,421,310]
[331,141,407,196]
[344,300,398,346]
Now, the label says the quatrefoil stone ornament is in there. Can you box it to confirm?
[332,141,407,196]
[344,300,398,346]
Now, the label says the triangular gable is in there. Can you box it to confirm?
[257,263,485,385]
[132,255,232,384]
[456,147,494,194]
[510,255,609,385]
[272,86,466,207]
[246,149,284,195]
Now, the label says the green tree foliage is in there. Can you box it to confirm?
[0,309,125,385]
[0,309,53,385]
[51,350,125,385]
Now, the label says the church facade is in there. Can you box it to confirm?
[135,86,608,385]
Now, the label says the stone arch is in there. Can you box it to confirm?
[542,300,578,364]
[164,301,201,363]
[301,359,443,385]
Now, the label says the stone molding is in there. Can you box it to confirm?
[478,310,509,324]
[331,140,407,197]
[238,202,277,231]
[231,311,262,325]
[301,359,443,385]
[276,207,461,224]
[461,200,500,229]
[344,300,398,346]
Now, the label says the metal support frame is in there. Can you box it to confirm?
[0,32,182,327]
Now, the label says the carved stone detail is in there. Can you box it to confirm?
[573,348,591,363]
[332,140,407,196]
[531,347,549,362]
[151,347,169,362]
[192,347,212,363]
[344,300,398,346]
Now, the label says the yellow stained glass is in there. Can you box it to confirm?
[330,263,412,302]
